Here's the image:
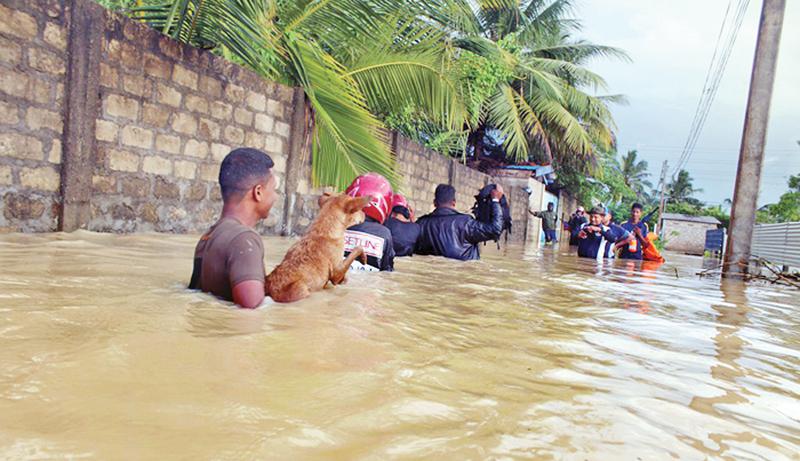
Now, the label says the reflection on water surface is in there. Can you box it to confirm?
[0,231,798,460]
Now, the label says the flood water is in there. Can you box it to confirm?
[0,231,798,460]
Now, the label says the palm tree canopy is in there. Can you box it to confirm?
[619,150,652,199]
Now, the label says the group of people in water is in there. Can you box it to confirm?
[554,202,658,261]
[189,148,660,308]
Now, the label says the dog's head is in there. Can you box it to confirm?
[317,193,371,229]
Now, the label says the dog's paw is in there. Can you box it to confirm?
[353,246,367,264]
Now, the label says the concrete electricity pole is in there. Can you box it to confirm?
[656,160,668,235]
[723,0,786,277]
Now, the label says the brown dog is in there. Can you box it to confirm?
[265,193,371,303]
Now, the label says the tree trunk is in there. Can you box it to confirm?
[469,124,486,159]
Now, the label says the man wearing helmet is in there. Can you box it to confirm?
[385,193,421,257]
[343,173,396,272]
[415,183,504,261]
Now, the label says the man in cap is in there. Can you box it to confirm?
[577,206,633,260]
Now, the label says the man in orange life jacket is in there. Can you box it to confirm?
[342,173,395,272]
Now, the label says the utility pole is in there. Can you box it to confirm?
[656,160,668,234]
[723,0,786,277]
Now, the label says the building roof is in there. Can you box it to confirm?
[662,213,721,225]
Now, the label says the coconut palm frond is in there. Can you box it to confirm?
[485,83,547,162]
[531,41,630,65]
[285,38,399,190]
[522,56,608,90]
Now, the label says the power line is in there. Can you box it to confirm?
[671,0,752,178]
[617,145,798,153]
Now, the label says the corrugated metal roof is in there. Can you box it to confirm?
[662,213,721,225]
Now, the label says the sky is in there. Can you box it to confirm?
[576,0,799,207]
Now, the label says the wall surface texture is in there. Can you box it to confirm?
[0,0,534,244]
[662,220,717,255]
[0,0,67,232]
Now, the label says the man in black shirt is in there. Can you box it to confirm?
[385,194,421,257]
[415,184,504,261]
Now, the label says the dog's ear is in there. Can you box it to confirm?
[318,192,334,207]
[346,195,371,213]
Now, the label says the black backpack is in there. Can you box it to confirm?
[472,184,512,244]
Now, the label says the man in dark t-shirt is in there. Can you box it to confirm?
[385,202,421,257]
[189,148,279,308]
[620,202,649,260]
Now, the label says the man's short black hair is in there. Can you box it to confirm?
[631,202,643,211]
[434,184,456,205]
[391,205,410,220]
[547,202,554,208]
[219,148,274,202]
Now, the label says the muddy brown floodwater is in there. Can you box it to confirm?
[0,231,798,460]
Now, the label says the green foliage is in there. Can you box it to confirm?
[668,170,703,207]
[458,49,514,124]
[383,104,467,157]
[93,0,139,10]
[757,173,800,223]
[556,147,647,220]
[438,1,626,163]
[619,150,652,201]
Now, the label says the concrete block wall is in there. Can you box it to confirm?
[89,7,295,234]
[394,134,453,216]
[0,0,67,232]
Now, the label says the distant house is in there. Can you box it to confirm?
[660,213,722,255]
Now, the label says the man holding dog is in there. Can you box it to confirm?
[415,184,504,261]
[189,148,278,308]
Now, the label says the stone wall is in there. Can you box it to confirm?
[395,134,454,216]
[0,0,536,245]
[0,0,67,232]
[90,6,294,234]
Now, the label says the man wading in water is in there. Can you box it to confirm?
[529,202,558,244]
[415,184,504,261]
[189,148,279,308]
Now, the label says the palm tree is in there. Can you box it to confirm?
[133,0,464,189]
[668,169,703,207]
[619,150,652,200]
[428,0,627,164]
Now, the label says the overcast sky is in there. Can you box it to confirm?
[576,0,799,206]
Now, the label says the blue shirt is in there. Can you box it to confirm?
[620,221,648,260]
[577,223,625,259]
